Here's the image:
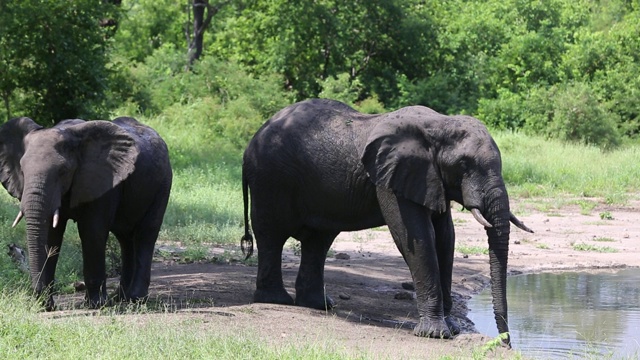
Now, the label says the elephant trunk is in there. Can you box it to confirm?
[22,179,58,311]
[483,185,512,347]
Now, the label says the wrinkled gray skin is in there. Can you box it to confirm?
[0,117,172,310]
[241,99,532,345]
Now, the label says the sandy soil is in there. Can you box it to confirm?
[50,197,640,359]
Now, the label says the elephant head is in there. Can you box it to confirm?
[0,117,138,309]
[362,108,532,344]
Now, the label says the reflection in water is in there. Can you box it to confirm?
[468,268,640,359]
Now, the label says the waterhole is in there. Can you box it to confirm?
[467,268,640,359]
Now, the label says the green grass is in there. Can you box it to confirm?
[0,289,361,359]
[572,242,618,253]
[599,211,614,220]
[592,237,616,242]
[575,199,598,215]
[456,245,489,255]
[494,131,640,198]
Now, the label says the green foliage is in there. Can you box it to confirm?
[599,211,614,220]
[548,83,621,150]
[319,73,362,106]
[355,96,386,114]
[111,0,187,62]
[480,82,622,150]
[0,0,116,124]
[116,48,291,150]
[211,0,439,105]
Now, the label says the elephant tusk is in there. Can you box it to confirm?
[11,211,23,228]
[471,208,492,228]
[52,209,60,228]
[510,212,534,233]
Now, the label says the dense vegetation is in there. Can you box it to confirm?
[1,1,639,358]
[2,0,640,149]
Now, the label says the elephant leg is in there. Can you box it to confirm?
[76,197,117,309]
[126,224,161,302]
[121,186,171,303]
[253,228,294,305]
[114,234,134,302]
[77,220,109,309]
[294,228,339,310]
[432,207,460,335]
[376,188,451,339]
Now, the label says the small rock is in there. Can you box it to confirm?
[338,293,351,300]
[401,282,415,291]
[394,291,413,300]
[334,252,350,260]
[623,233,630,239]
[463,254,469,259]
[514,240,521,244]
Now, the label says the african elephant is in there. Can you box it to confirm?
[0,116,172,310]
[241,99,532,344]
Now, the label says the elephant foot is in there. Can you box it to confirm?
[86,296,109,309]
[445,315,461,336]
[35,283,57,311]
[295,293,336,310]
[253,288,294,306]
[85,284,109,309]
[413,317,452,339]
[42,296,56,312]
[113,286,149,304]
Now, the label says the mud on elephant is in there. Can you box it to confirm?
[241,99,532,345]
[0,117,172,310]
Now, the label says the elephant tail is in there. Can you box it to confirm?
[240,171,254,260]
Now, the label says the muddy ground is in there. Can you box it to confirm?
[51,198,640,359]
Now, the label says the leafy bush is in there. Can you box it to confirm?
[480,82,621,150]
[318,73,362,106]
[355,95,386,114]
[548,82,620,150]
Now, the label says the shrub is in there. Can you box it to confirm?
[547,82,621,150]
[355,95,386,114]
[318,73,363,106]
[480,82,621,150]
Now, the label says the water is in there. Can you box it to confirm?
[468,268,640,359]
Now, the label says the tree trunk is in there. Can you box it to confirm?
[187,0,207,65]
[186,1,229,67]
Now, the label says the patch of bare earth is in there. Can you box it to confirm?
[50,198,640,359]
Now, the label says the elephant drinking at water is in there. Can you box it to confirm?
[241,99,532,344]
[0,117,172,310]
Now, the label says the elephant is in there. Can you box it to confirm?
[240,98,532,344]
[0,116,172,310]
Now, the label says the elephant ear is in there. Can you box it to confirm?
[361,119,447,213]
[66,120,139,208]
[0,117,43,199]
